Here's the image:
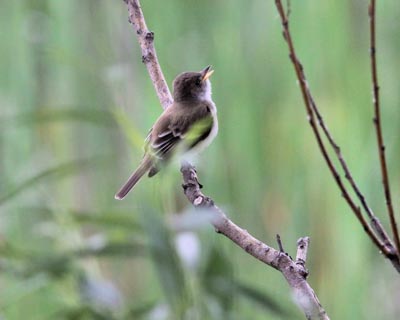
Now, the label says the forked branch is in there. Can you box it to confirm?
[181,163,329,320]
[122,0,330,317]
[274,0,400,271]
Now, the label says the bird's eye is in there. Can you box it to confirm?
[195,78,202,86]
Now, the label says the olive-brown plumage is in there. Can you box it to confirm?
[115,66,218,200]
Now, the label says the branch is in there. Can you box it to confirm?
[181,163,329,320]
[274,0,400,271]
[296,237,309,278]
[368,0,400,259]
[123,1,330,317]
[124,0,173,109]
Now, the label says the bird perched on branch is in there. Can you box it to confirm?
[115,66,218,200]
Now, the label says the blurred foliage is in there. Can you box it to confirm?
[1,0,400,319]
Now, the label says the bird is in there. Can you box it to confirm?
[115,65,218,200]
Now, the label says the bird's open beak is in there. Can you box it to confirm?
[201,65,214,82]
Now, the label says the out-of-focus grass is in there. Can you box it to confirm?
[1,0,400,319]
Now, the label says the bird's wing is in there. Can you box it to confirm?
[150,123,183,159]
[149,103,214,159]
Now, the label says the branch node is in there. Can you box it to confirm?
[368,4,373,17]
[145,31,154,41]
[245,243,254,253]
[181,183,190,191]
[141,52,153,63]
[194,196,203,206]
[369,47,376,55]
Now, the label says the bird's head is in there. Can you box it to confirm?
[173,66,214,102]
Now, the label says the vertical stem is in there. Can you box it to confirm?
[125,0,173,109]
[369,0,400,258]
[274,0,390,257]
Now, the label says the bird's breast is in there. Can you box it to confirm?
[190,102,218,154]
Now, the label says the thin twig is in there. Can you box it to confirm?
[307,90,393,250]
[122,1,327,317]
[122,0,329,314]
[368,0,400,258]
[276,234,285,252]
[181,163,329,320]
[274,0,394,259]
[125,0,173,109]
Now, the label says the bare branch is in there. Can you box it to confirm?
[276,234,285,252]
[181,163,329,319]
[307,80,393,252]
[273,0,400,269]
[368,0,400,259]
[123,1,330,317]
[125,0,173,109]
[296,237,309,263]
[296,237,309,278]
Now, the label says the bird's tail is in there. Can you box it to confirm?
[114,157,153,200]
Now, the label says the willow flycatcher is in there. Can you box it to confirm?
[115,65,218,200]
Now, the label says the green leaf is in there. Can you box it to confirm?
[111,108,144,150]
[76,241,146,259]
[0,240,146,278]
[1,107,117,127]
[201,247,292,317]
[52,305,114,320]
[124,300,158,319]
[0,157,108,205]
[233,280,292,317]
[201,246,234,310]
[23,254,73,278]
[141,209,189,317]
[15,207,142,232]
[70,210,142,231]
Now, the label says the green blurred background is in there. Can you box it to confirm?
[1,0,400,319]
